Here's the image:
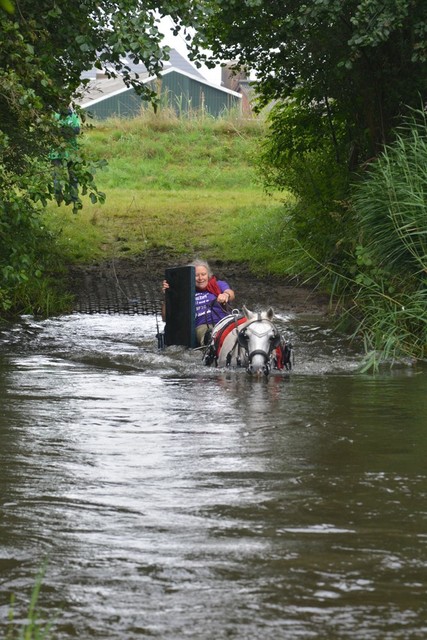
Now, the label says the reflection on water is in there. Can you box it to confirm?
[0,314,426,639]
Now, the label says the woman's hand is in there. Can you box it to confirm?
[217,289,233,305]
[162,280,170,294]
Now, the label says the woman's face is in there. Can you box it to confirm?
[195,265,209,289]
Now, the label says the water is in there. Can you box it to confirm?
[0,313,426,639]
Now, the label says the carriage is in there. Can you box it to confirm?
[160,266,293,376]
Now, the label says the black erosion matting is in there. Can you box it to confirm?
[69,263,163,315]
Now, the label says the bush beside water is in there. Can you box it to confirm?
[253,104,426,369]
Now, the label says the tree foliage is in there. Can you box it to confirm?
[256,99,355,274]
[190,0,427,158]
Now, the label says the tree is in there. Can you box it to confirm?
[189,0,427,160]
[0,0,197,313]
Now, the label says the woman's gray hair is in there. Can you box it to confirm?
[188,259,212,278]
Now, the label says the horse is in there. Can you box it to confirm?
[203,306,292,376]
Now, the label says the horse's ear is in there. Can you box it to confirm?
[266,307,275,320]
[242,305,254,319]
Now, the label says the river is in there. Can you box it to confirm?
[0,312,426,639]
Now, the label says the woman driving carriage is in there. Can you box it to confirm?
[162,259,235,346]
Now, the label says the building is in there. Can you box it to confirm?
[77,50,241,120]
[220,64,255,115]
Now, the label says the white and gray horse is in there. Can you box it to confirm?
[204,306,291,376]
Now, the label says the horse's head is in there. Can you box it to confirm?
[238,306,281,376]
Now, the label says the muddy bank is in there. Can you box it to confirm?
[67,251,331,317]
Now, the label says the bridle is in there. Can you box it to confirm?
[236,314,281,375]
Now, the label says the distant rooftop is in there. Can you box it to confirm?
[77,49,235,108]
[81,48,207,81]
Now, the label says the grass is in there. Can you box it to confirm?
[6,564,55,640]
[43,107,289,266]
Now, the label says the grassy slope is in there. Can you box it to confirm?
[43,109,288,268]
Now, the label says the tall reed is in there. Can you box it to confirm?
[347,108,427,368]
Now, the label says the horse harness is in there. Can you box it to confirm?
[204,313,293,371]
[203,314,246,367]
